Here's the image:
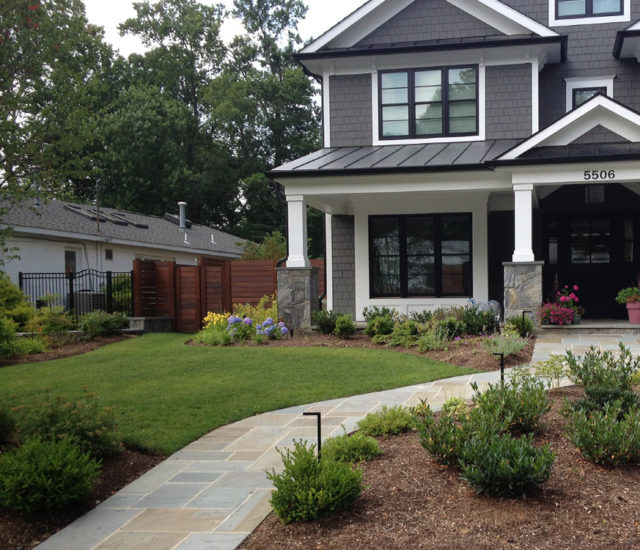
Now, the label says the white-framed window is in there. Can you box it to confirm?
[565,76,615,112]
[372,65,486,146]
[550,0,629,26]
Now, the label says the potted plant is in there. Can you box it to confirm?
[615,287,640,324]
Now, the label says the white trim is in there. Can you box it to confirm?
[499,95,640,160]
[549,0,630,26]
[371,64,486,146]
[531,59,539,133]
[564,75,615,112]
[627,20,640,30]
[300,0,412,53]
[325,213,333,311]
[323,72,332,147]
[447,0,557,36]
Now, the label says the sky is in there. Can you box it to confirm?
[83,0,366,57]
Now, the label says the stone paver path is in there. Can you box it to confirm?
[37,331,632,550]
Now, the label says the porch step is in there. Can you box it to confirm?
[536,321,640,336]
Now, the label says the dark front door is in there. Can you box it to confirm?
[543,213,637,318]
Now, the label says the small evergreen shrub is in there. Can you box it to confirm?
[417,330,449,352]
[462,306,499,335]
[436,316,465,340]
[565,344,640,390]
[334,314,356,339]
[565,401,640,466]
[0,401,16,447]
[371,333,391,345]
[409,310,433,323]
[267,441,363,524]
[459,432,555,497]
[471,374,550,434]
[482,330,528,357]
[362,306,396,322]
[575,385,640,416]
[385,320,420,347]
[0,438,101,513]
[533,354,568,390]
[441,397,469,419]
[417,406,468,465]
[14,335,49,356]
[17,389,123,459]
[79,311,128,339]
[321,431,382,463]
[312,309,339,335]
[0,317,18,359]
[25,306,74,341]
[358,405,416,436]
[0,272,33,328]
[364,314,394,337]
[505,315,535,338]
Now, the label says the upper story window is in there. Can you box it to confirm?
[556,0,622,18]
[572,87,606,108]
[379,66,478,140]
[565,76,614,111]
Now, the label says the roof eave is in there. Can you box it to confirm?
[613,29,640,58]
[267,164,493,179]
[490,153,640,167]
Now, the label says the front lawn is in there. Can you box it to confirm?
[0,333,476,454]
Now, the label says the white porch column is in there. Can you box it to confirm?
[512,183,535,262]
[286,194,310,268]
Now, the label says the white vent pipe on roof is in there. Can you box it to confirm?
[178,202,187,230]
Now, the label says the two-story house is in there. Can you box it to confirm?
[271,0,640,325]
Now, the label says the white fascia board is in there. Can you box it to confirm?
[447,0,557,37]
[499,95,640,160]
[323,71,331,147]
[627,20,640,30]
[4,226,243,259]
[300,0,412,53]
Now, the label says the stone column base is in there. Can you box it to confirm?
[503,261,543,321]
[277,267,319,331]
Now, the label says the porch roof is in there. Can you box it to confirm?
[492,141,640,166]
[268,140,519,178]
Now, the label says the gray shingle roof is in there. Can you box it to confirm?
[0,199,248,258]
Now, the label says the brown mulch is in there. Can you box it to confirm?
[242,386,640,550]
[0,448,165,550]
[0,335,134,368]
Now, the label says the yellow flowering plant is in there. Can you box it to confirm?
[202,312,230,329]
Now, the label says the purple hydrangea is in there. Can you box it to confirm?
[227,316,241,325]
[281,326,289,336]
[278,321,285,328]
[264,317,274,326]
[243,317,253,326]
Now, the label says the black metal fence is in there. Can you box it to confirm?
[19,269,134,317]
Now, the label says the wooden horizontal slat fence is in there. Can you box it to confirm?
[133,258,325,332]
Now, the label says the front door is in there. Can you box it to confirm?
[543,213,637,318]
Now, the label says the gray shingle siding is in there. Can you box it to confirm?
[329,75,372,147]
[486,65,532,139]
[572,125,630,144]
[356,0,502,46]
[331,215,355,317]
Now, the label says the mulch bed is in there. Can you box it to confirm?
[242,385,640,550]
[0,449,165,550]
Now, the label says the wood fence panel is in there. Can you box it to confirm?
[133,259,159,317]
[154,261,176,319]
[310,259,325,297]
[230,260,277,306]
[175,265,201,332]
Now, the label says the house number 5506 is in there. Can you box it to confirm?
[584,169,615,180]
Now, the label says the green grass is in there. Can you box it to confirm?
[0,333,477,455]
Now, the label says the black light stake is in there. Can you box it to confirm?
[493,352,505,383]
[303,411,322,460]
[521,310,533,338]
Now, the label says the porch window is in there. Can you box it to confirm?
[570,219,611,264]
[379,66,478,140]
[369,214,472,298]
[556,0,622,18]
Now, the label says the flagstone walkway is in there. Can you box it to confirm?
[36,331,634,550]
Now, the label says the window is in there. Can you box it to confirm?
[65,250,77,274]
[556,0,622,18]
[369,214,472,298]
[572,86,606,108]
[571,218,610,264]
[379,66,478,140]
[105,248,113,261]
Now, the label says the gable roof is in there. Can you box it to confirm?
[300,0,556,54]
[496,95,640,162]
[0,199,247,258]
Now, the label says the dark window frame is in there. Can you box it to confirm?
[556,0,623,19]
[572,86,607,108]
[368,213,473,298]
[378,65,479,141]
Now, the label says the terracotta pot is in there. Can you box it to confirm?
[627,302,640,324]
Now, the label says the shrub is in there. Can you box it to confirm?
[14,335,49,356]
[267,440,363,524]
[462,306,499,335]
[565,344,640,390]
[233,294,277,325]
[0,273,33,328]
[334,314,356,339]
[482,330,528,357]
[25,306,74,340]
[569,386,640,417]
[505,315,535,338]
[256,318,289,339]
[358,405,415,436]
[364,314,394,337]
[192,323,231,346]
[417,330,449,352]
[385,320,420,347]
[537,302,573,325]
[471,374,550,434]
[78,311,128,339]
[409,310,433,323]
[227,315,256,343]
[459,432,555,497]
[436,316,465,340]
[111,273,132,313]
[0,438,100,513]
[565,401,640,466]
[17,389,123,460]
[371,333,391,345]
[0,401,16,448]
[0,317,18,359]
[533,354,568,390]
[362,306,396,322]
[312,309,339,335]
[441,397,469,419]
[321,431,382,463]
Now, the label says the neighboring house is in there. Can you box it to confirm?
[0,199,247,284]
[271,0,640,322]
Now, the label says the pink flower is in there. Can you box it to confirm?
[573,285,579,291]
[560,296,567,302]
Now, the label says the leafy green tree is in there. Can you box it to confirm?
[240,230,287,260]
